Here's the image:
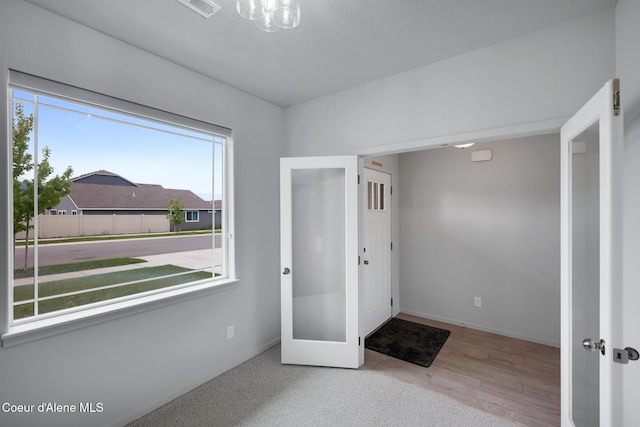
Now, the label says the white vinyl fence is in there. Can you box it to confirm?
[14,214,170,239]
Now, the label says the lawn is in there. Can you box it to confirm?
[13,257,147,279]
[14,265,212,319]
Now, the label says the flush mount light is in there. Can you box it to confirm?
[454,143,475,149]
[237,0,300,32]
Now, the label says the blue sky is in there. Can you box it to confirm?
[13,90,223,201]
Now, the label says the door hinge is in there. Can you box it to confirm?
[390,242,393,251]
[390,186,393,195]
[358,255,361,265]
[358,174,360,184]
[359,336,361,346]
[613,78,621,116]
[391,298,393,307]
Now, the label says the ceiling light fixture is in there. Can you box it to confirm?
[236,0,300,32]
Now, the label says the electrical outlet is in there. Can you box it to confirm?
[474,297,482,308]
[227,325,234,339]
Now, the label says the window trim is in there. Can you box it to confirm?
[185,210,199,222]
[2,277,239,348]
[3,70,236,342]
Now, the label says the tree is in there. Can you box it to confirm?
[167,196,184,233]
[13,102,74,269]
[13,103,33,241]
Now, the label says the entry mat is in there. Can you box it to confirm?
[365,318,451,367]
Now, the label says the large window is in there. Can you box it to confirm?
[9,71,233,325]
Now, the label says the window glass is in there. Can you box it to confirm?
[10,81,230,323]
[185,211,199,222]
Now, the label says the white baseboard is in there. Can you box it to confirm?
[400,308,560,348]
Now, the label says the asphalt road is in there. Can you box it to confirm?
[14,234,221,269]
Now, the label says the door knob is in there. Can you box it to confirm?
[363,260,369,265]
[282,267,290,275]
[583,338,606,356]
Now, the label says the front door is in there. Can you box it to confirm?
[362,168,392,336]
[560,79,623,426]
[280,155,361,368]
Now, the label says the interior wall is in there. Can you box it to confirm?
[0,1,283,426]
[616,0,640,423]
[398,135,560,346]
[284,8,615,157]
[284,8,614,348]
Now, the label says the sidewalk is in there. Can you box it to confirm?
[13,249,221,286]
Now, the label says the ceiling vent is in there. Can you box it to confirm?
[175,0,221,19]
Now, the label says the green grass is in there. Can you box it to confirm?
[13,258,147,279]
[14,229,219,246]
[14,265,212,319]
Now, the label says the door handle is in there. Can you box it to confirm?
[282,267,290,275]
[583,338,606,356]
[363,260,369,265]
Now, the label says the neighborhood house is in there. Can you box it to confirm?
[47,170,220,233]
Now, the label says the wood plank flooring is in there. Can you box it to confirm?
[362,313,560,426]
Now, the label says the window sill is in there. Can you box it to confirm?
[1,278,239,348]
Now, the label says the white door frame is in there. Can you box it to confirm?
[353,96,623,422]
[560,79,623,426]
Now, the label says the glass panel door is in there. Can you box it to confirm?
[291,168,346,342]
[280,156,361,368]
[561,79,623,427]
[571,123,600,427]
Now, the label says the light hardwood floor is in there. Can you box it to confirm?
[362,313,560,426]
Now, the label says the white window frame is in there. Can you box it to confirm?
[2,70,237,346]
[185,210,199,222]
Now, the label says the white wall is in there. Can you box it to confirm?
[616,0,640,424]
[0,1,283,426]
[398,135,561,345]
[285,10,615,346]
[284,9,615,157]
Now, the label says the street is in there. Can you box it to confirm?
[13,234,221,269]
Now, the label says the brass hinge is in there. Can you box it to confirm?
[613,78,621,117]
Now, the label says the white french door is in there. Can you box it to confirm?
[362,168,392,337]
[280,155,361,368]
[561,79,623,426]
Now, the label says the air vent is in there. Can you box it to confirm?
[175,0,221,19]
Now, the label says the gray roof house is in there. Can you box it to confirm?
[49,170,220,231]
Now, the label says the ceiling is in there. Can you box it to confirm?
[24,0,617,107]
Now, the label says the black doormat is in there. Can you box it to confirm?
[365,318,451,367]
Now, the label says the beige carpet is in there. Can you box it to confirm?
[128,345,520,427]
